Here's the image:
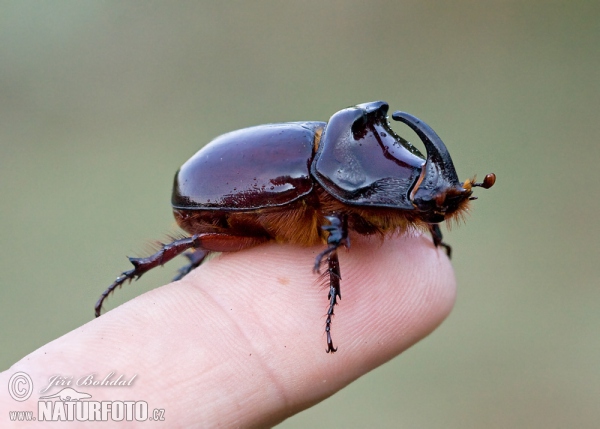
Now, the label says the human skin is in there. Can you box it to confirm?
[0,233,456,428]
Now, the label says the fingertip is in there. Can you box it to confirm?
[322,233,456,366]
[76,234,457,427]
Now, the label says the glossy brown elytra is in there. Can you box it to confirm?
[96,101,495,353]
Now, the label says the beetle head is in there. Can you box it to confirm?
[392,111,495,223]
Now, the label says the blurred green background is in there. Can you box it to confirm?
[1,1,599,427]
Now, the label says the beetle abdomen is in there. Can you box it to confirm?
[172,122,325,210]
[173,182,429,249]
[173,197,324,248]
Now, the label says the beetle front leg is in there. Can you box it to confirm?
[313,214,349,353]
[429,224,452,258]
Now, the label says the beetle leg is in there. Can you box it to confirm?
[429,224,452,258]
[325,251,341,353]
[96,233,268,317]
[95,235,203,317]
[173,249,210,281]
[312,214,349,353]
[313,214,350,273]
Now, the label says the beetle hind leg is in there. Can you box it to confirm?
[173,249,210,281]
[96,233,269,317]
[95,268,137,318]
[95,235,203,317]
[429,224,452,258]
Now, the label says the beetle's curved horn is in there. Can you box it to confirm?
[392,111,459,184]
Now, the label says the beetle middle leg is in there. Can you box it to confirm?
[323,252,342,353]
[313,215,350,272]
[314,214,349,353]
[96,233,267,317]
[429,224,452,258]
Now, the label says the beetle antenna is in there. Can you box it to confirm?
[471,173,496,189]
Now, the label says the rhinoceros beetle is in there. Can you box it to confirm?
[96,101,495,353]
